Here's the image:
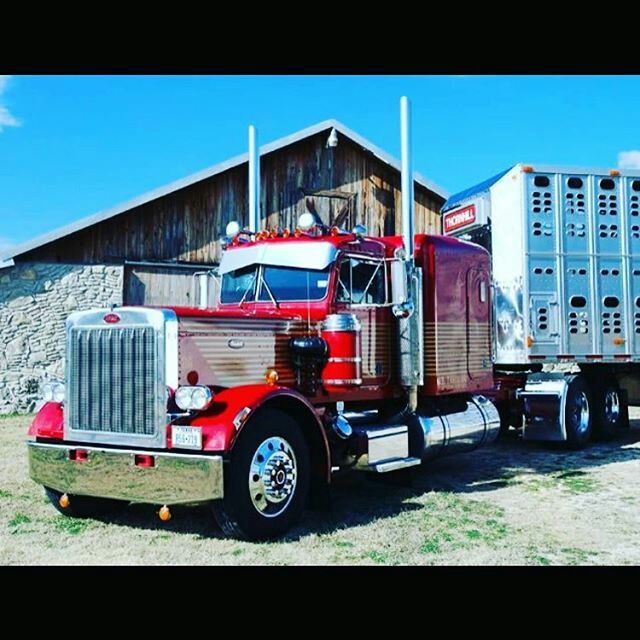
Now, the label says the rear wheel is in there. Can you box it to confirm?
[564,375,593,450]
[211,409,310,540]
[592,381,624,441]
[44,487,126,518]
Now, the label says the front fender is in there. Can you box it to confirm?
[28,402,64,439]
[184,384,325,453]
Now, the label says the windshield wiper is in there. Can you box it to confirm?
[238,271,258,307]
[260,273,280,308]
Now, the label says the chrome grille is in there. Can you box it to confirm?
[68,326,159,436]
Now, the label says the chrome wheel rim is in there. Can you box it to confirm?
[248,437,297,518]
[605,389,620,425]
[574,391,590,435]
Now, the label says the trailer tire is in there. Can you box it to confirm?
[211,408,310,540]
[592,381,624,442]
[564,375,593,450]
[44,487,126,519]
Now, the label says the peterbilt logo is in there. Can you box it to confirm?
[444,204,476,233]
[228,339,245,349]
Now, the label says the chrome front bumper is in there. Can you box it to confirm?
[28,442,224,505]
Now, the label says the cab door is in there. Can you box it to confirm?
[334,255,393,387]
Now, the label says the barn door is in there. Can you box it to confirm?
[124,264,215,306]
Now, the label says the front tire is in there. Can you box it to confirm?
[564,375,593,450]
[211,408,310,540]
[44,487,126,518]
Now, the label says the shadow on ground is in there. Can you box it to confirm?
[92,422,640,542]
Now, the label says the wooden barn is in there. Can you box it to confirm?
[2,119,446,307]
[0,119,447,413]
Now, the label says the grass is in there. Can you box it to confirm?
[417,494,510,557]
[2,412,640,565]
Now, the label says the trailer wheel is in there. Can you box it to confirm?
[564,375,592,449]
[44,487,126,519]
[211,408,310,540]
[592,381,624,441]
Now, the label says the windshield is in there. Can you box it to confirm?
[220,265,331,304]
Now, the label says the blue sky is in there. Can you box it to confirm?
[1,75,639,256]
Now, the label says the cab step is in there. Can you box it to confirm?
[368,457,421,473]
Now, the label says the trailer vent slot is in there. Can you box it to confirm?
[600,178,615,190]
[567,177,583,189]
[604,296,620,308]
[534,176,550,187]
[633,180,640,192]
[570,296,587,308]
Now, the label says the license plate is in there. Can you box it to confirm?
[172,426,202,450]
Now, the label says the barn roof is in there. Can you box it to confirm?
[0,119,448,264]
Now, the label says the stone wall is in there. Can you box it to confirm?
[0,262,123,414]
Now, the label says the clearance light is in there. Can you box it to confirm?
[298,212,316,231]
[522,165,534,173]
[225,220,241,238]
[282,228,290,238]
[159,506,171,522]
[59,493,70,508]
[526,336,534,348]
[613,337,626,346]
[175,385,214,411]
[609,169,620,177]
[270,229,278,238]
[265,369,279,386]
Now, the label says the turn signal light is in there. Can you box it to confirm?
[59,493,70,509]
[265,369,279,386]
[159,505,171,522]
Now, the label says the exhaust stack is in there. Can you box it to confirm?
[396,96,424,397]
[248,125,261,233]
[400,96,414,259]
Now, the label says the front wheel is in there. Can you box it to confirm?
[211,409,310,540]
[44,487,126,518]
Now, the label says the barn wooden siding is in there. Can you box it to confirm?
[19,131,443,267]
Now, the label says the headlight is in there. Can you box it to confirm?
[42,381,65,403]
[175,385,214,411]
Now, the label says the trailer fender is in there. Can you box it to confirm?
[185,384,331,483]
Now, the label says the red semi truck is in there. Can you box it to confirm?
[27,99,637,539]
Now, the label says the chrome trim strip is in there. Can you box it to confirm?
[321,378,363,385]
[28,442,224,505]
[322,313,361,332]
[327,357,362,363]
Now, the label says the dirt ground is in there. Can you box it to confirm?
[2,410,640,565]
